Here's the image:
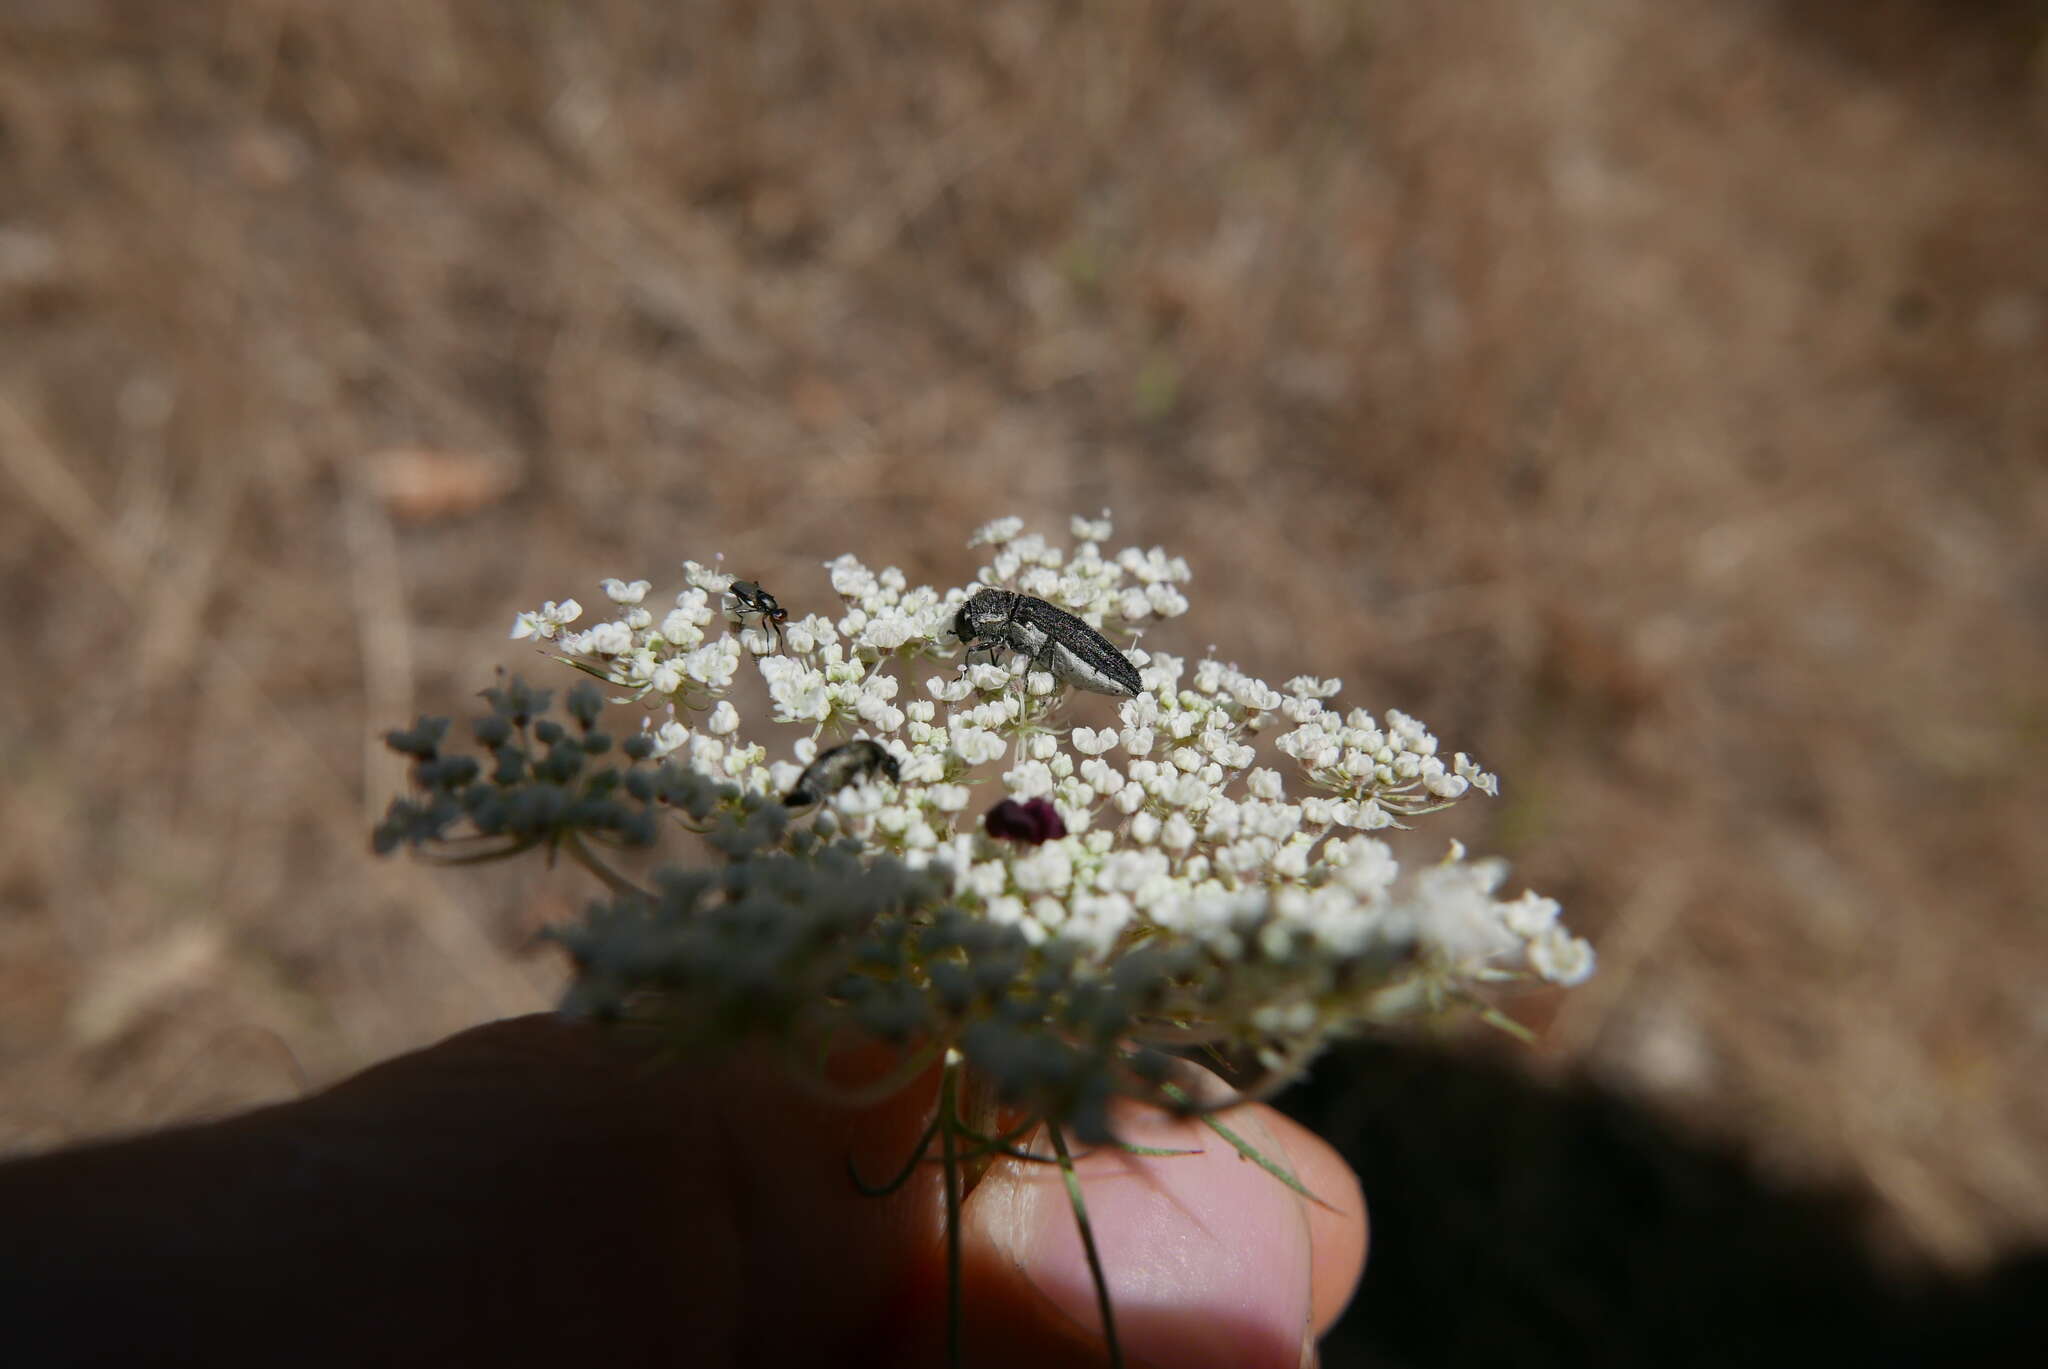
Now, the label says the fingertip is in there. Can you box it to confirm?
[1255,1107,1368,1337]
[959,1101,1317,1369]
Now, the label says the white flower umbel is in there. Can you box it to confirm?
[511,512,1592,1079]
[365,515,1594,1369]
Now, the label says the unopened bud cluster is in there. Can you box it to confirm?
[381,514,1592,1134]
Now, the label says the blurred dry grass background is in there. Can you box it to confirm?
[2,0,2044,1293]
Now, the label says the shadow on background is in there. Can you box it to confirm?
[1280,1042,2047,1367]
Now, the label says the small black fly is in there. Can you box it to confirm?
[951,588,1142,698]
[728,579,790,653]
[782,739,901,807]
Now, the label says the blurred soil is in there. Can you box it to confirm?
[1,0,2044,1331]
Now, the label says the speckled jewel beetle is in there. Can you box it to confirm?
[951,588,1141,698]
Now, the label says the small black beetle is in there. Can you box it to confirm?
[951,588,1141,698]
[782,739,901,807]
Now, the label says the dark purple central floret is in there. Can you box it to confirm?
[984,797,1067,845]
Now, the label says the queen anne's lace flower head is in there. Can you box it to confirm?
[389,514,1590,1135]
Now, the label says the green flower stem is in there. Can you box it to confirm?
[938,1050,966,1368]
[1048,1123,1123,1369]
[560,831,649,899]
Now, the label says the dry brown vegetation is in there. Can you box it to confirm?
[2,0,2044,1295]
